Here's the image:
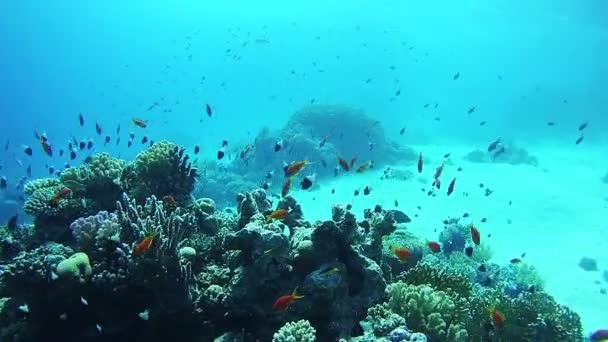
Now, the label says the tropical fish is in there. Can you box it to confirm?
[427,241,441,253]
[578,122,588,131]
[510,258,522,264]
[337,157,350,171]
[78,113,85,126]
[104,136,111,145]
[400,127,406,135]
[272,288,304,310]
[319,135,329,148]
[266,208,289,222]
[0,177,7,189]
[285,160,310,177]
[447,178,456,196]
[217,147,225,160]
[417,153,423,173]
[488,138,501,152]
[133,234,157,256]
[274,139,283,152]
[194,145,200,154]
[23,146,33,156]
[49,188,72,207]
[132,118,147,128]
[205,103,213,117]
[301,175,314,190]
[40,138,53,156]
[356,161,371,173]
[391,246,412,262]
[281,177,292,197]
[575,136,584,145]
[453,72,460,80]
[467,106,476,114]
[490,307,505,329]
[469,224,480,245]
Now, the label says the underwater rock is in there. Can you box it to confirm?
[236,189,272,228]
[465,142,538,166]
[385,210,411,224]
[578,257,598,271]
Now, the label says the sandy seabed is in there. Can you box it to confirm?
[291,143,608,335]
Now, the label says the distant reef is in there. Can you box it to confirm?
[0,140,583,342]
[196,105,416,207]
[465,141,538,166]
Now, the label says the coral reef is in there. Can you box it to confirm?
[0,139,583,342]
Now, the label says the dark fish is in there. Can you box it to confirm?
[104,136,111,145]
[0,177,7,189]
[26,165,31,177]
[346,204,352,210]
[128,141,133,147]
[301,175,314,190]
[23,146,33,156]
[194,145,200,154]
[261,181,270,190]
[274,139,283,152]
[575,136,584,145]
[443,153,451,159]
[424,103,429,108]
[79,113,85,126]
[479,121,486,126]
[453,72,460,80]
[395,89,401,96]
[487,138,501,152]
[354,189,360,196]
[206,103,213,116]
[447,178,456,196]
[129,132,135,140]
[141,136,148,144]
[363,186,371,195]
[84,156,93,163]
[478,264,487,272]
[528,285,536,293]
[467,106,475,114]
[217,148,225,160]
[149,140,154,147]
[79,141,86,150]
[465,246,473,257]
[400,127,405,135]
[95,122,102,135]
[87,141,93,150]
[116,124,121,134]
[116,137,120,145]
[7,214,17,231]
[547,121,555,126]
[386,210,411,223]
[59,149,64,157]
[481,218,487,223]
[578,122,588,131]
[49,167,54,174]
[222,140,228,147]
[70,151,77,160]
[417,153,423,173]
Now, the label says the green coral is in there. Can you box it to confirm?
[397,255,473,298]
[272,320,316,342]
[361,303,405,336]
[55,252,92,283]
[386,282,467,341]
[24,178,62,196]
[23,179,87,222]
[125,141,198,203]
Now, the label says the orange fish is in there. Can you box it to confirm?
[490,307,505,329]
[266,208,289,222]
[469,224,480,245]
[391,246,412,262]
[427,241,441,253]
[356,161,371,173]
[49,188,72,206]
[282,177,292,197]
[132,118,147,128]
[337,157,350,171]
[133,234,157,256]
[285,160,310,177]
[272,288,304,310]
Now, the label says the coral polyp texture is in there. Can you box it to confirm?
[0,141,582,342]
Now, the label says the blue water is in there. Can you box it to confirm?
[1,0,607,339]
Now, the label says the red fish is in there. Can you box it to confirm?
[49,188,72,207]
[205,103,213,117]
[417,153,423,173]
[447,177,456,196]
[469,224,480,245]
[266,208,289,222]
[490,308,505,329]
[427,241,441,253]
[133,234,157,256]
[337,157,350,171]
[78,113,85,126]
[132,118,147,128]
[356,161,371,173]
[391,246,412,262]
[95,122,102,135]
[285,160,310,177]
[272,288,304,310]
[282,178,292,197]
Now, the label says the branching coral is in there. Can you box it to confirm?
[272,320,317,342]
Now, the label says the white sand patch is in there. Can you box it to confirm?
[291,143,608,334]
